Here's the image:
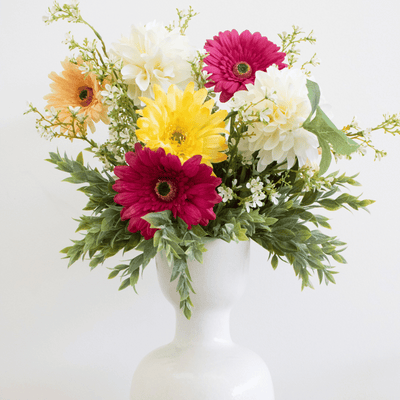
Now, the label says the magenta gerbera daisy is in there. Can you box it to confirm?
[113,143,222,240]
[203,29,287,102]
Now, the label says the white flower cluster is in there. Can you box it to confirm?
[229,66,319,172]
[43,1,80,25]
[101,84,125,112]
[264,178,281,205]
[299,167,334,192]
[217,185,233,202]
[244,177,267,212]
[27,102,85,139]
[111,21,196,105]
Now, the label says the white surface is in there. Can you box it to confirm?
[1,0,400,399]
[131,239,274,399]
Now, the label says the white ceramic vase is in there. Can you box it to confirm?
[130,239,274,400]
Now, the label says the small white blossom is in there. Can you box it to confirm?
[119,130,131,144]
[68,106,81,115]
[244,200,252,213]
[217,186,234,202]
[358,144,368,156]
[109,131,118,142]
[246,177,263,193]
[115,154,125,163]
[25,101,34,113]
[252,191,266,207]
[351,116,360,130]
[363,128,372,140]
[269,192,280,205]
[78,63,90,74]
[76,114,86,123]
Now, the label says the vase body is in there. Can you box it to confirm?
[130,239,274,400]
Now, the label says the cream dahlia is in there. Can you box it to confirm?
[112,21,195,106]
[44,57,109,138]
[113,143,222,240]
[203,29,286,102]
[231,66,319,171]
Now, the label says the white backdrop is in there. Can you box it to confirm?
[1,0,400,399]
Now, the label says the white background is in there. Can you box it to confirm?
[1,0,400,399]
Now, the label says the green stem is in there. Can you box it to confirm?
[81,20,108,58]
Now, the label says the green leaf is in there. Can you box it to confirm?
[171,257,187,282]
[358,199,375,208]
[271,254,279,270]
[324,271,336,284]
[130,269,140,289]
[108,270,120,279]
[295,228,312,242]
[301,189,319,206]
[274,228,295,238]
[304,79,321,125]
[76,152,84,165]
[191,224,207,237]
[142,211,172,229]
[128,254,144,275]
[118,278,131,291]
[264,217,278,226]
[303,106,359,175]
[332,253,347,264]
[318,199,341,211]
[318,137,332,176]
[89,256,104,269]
[123,233,142,253]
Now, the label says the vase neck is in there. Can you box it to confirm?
[156,239,251,347]
[173,307,232,346]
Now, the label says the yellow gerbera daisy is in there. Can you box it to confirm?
[136,82,229,166]
[44,57,109,138]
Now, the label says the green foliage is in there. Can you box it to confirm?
[278,26,318,72]
[48,151,143,272]
[165,6,199,35]
[303,80,360,175]
[141,210,209,319]
[246,172,372,289]
[33,6,383,320]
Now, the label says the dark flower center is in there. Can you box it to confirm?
[232,62,252,79]
[155,179,177,202]
[78,86,94,107]
[171,129,186,145]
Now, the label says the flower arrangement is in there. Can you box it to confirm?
[26,1,400,319]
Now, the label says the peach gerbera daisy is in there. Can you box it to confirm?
[44,57,109,138]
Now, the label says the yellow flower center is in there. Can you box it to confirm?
[171,129,186,145]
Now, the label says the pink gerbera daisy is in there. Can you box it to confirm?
[203,29,287,102]
[113,143,222,240]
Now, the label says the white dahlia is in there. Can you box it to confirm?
[230,66,319,171]
[112,21,195,105]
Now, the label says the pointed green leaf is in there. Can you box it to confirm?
[271,254,279,270]
[108,270,120,279]
[118,278,131,291]
[304,79,321,125]
[76,152,84,165]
